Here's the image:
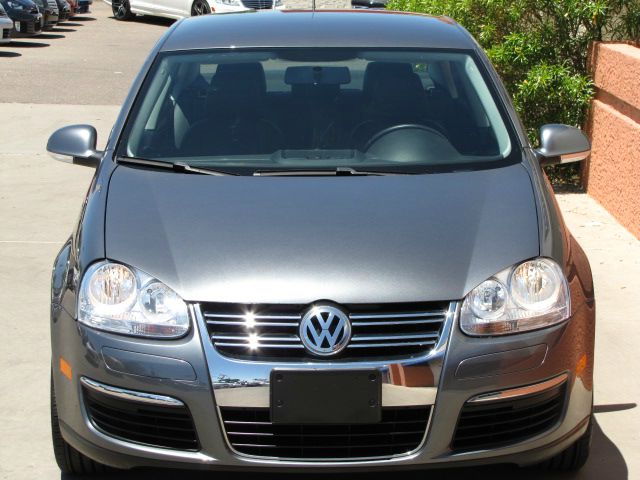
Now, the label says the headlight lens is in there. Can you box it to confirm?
[460,258,570,335]
[7,1,25,9]
[79,261,189,338]
[217,0,240,5]
[274,0,282,6]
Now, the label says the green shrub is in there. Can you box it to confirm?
[387,0,640,186]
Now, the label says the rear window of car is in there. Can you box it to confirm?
[119,48,519,175]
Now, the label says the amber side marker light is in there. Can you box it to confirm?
[60,357,72,380]
[575,354,588,376]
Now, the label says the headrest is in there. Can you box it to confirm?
[362,62,415,97]
[210,62,266,98]
[362,62,425,116]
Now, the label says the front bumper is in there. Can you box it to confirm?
[0,17,12,42]
[51,298,594,471]
[11,14,43,35]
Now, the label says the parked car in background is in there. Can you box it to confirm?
[351,0,387,8]
[0,2,13,42]
[75,0,90,13]
[47,10,595,477]
[65,0,76,15]
[106,0,282,22]
[0,0,43,35]
[33,0,59,28]
[54,0,71,21]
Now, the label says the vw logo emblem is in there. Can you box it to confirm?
[299,305,351,357]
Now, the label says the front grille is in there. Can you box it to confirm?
[19,20,40,34]
[452,380,567,451]
[202,302,450,361]
[220,406,430,459]
[83,385,199,450]
[241,0,273,9]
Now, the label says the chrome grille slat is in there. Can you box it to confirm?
[349,311,445,319]
[215,343,305,349]
[351,319,442,326]
[211,334,300,342]
[351,333,439,341]
[202,302,450,361]
[348,340,437,348]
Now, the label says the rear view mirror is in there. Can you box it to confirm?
[535,124,591,166]
[47,125,102,168]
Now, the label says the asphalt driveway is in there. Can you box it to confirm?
[0,2,638,479]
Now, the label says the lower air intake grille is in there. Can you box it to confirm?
[220,406,430,459]
[83,385,199,450]
[452,380,566,451]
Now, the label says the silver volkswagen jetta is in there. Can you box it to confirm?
[48,10,596,475]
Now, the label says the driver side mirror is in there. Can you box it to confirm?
[534,124,591,166]
[47,124,103,168]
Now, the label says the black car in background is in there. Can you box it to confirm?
[54,0,70,21]
[75,0,89,14]
[33,0,58,28]
[0,0,43,35]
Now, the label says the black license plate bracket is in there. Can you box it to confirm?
[270,369,382,424]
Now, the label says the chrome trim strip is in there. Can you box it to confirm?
[349,311,446,320]
[351,333,439,341]
[204,313,301,320]
[467,373,569,404]
[351,319,442,326]
[215,343,305,349]
[207,320,298,327]
[79,377,185,407]
[347,341,436,348]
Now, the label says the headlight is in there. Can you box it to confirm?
[274,0,282,6]
[78,261,189,338]
[460,258,570,335]
[217,0,240,5]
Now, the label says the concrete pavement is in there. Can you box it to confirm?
[0,3,638,479]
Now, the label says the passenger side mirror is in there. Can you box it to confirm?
[535,124,591,166]
[47,125,103,168]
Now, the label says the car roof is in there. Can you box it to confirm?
[160,10,475,52]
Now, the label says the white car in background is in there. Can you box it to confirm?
[106,0,283,21]
[0,2,14,43]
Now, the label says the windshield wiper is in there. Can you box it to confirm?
[253,167,404,177]
[116,156,237,176]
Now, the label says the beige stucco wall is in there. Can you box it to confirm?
[584,43,640,239]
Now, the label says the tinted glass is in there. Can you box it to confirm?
[120,49,517,174]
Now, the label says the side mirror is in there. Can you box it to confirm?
[535,124,591,166]
[47,124,102,168]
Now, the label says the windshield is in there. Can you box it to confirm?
[119,48,518,174]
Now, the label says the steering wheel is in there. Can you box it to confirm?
[364,124,449,151]
[349,118,447,149]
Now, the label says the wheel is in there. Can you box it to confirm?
[191,0,210,16]
[51,375,108,475]
[541,416,592,472]
[112,0,134,21]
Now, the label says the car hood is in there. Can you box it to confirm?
[105,163,539,304]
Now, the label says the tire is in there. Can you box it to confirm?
[112,0,134,21]
[191,0,210,16]
[51,375,109,476]
[541,416,593,472]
